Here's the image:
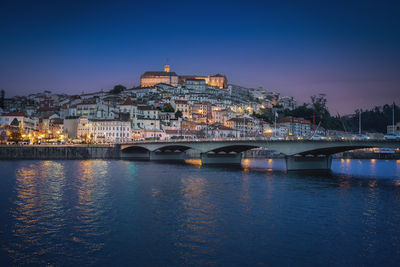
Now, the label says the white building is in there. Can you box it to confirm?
[78,119,131,143]
[185,79,206,92]
[173,99,190,119]
[278,117,311,137]
[0,112,39,134]
[387,122,400,135]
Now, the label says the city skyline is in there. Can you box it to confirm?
[1,0,400,114]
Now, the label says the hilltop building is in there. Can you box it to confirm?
[140,65,179,87]
[140,65,228,89]
[179,74,228,89]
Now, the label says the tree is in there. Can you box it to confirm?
[0,131,7,144]
[284,95,345,131]
[253,109,275,123]
[310,94,331,127]
[9,129,22,143]
[164,105,174,112]
[175,110,183,118]
[109,84,126,94]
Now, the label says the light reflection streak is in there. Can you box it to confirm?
[7,161,66,263]
[360,178,379,259]
[185,159,202,168]
[5,160,112,265]
[242,158,250,172]
[178,175,219,259]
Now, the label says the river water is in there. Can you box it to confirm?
[0,159,400,266]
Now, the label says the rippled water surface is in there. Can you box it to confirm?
[0,159,400,266]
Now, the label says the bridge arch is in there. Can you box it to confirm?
[205,144,260,154]
[154,145,193,153]
[294,145,373,156]
[121,145,150,153]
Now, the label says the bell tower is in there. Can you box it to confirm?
[164,64,170,72]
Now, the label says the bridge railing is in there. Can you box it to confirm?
[122,136,395,145]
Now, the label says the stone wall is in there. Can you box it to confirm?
[0,145,120,160]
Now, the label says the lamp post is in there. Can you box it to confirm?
[393,102,395,135]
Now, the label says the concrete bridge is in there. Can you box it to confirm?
[120,139,400,171]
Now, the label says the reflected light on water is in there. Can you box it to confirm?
[179,175,219,258]
[242,158,251,172]
[185,159,202,168]
[8,161,66,264]
[339,178,350,189]
[1,159,400,266]
[368,180,377,188]
[8,160,112,265]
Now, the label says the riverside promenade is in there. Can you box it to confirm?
[0,145,120,160]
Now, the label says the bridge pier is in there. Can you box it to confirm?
[150,151,186,162]
[285,155,332,171]
[120,150,150,160]
[201,152,242,166]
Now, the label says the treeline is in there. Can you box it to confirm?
[255,94,399,133]
[340,104,399,133]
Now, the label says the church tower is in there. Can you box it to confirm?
[164,64,170,72]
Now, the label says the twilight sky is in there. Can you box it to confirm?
[1,0,399,114]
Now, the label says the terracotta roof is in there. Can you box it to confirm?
[138,106,158,111]
[174,100,188,104]
[227,117,251,123]
[155,83,175,87]
[120,97,136,106]
[1,111,27,117]
[216,125,234,130]
[50,118,64,124]
[279,117,310,124]
[89,119,129,122]
[38,107,59,112]
[165,129,198,135]
[141,71,178,77]
[186,78,205,82]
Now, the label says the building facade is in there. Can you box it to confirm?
[387,122,400,135]
[278,117,311,137]
[77,119,131,143]
[140,65,179,87]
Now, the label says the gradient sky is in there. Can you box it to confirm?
[1,0,399,114]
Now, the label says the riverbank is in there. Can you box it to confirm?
[0,145,120,160]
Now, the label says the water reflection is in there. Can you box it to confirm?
[69,161,111,257]
[1,159,400,266]
[241,158,397,181]
[185,158,202,168]
[360,177,379,261]
[179,175,219,264]
[4,160,112,265]
[7,161,66,264]
[240,158,286,172]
